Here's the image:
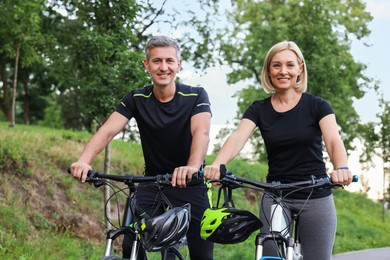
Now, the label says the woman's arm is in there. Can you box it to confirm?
[204,118,256,180]
[320,114,353,185]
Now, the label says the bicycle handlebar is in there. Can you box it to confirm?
[67,168,201,187]
[86,170,173,185]
[215,164,358,191]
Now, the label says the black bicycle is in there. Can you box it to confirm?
[69,169,192,260]
[202,166,358,260]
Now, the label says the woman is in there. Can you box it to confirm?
[204,41,353,259]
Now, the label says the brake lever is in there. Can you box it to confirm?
[209,176,242,189]
[333,183,344,189]
[90,178,105,187]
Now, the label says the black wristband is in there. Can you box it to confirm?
[337,167,349,170]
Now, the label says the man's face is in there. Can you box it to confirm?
[143,46,182,88]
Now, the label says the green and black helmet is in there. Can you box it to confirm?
[200,207,262,244]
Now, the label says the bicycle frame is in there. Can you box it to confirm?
[71,170,186,260]
[213,168,358,260]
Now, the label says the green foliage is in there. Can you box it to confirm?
[359,94,390,216]
[0,0,221,130]
[214,0,373,157]
[0,0,44,65]
[38,96,64,129]
[45,0,149,130]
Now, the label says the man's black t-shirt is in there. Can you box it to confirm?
[116,82,211,176]
[243,93,334,198]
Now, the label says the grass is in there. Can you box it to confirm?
[0,121,389,259]
[334,189,390,253]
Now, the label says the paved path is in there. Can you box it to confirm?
[332,247,390,259]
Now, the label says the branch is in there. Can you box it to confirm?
[251,67,261,85]
[138,0,168,36]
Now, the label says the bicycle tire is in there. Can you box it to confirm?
[100,256,124,260]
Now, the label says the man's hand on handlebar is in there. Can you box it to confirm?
[69,161,91,183]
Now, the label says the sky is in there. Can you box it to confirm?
[351,0,390,123]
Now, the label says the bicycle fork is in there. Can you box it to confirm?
[292,214,303,260]
[256,232,295,260]
[256,202,300,260]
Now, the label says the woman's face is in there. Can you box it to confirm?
[269,49,303,91]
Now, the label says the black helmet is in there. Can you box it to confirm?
[140,203,191,252]
[200,207,262,244]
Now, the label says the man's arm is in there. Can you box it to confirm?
[171,111,211,187]
[70,112,129,182]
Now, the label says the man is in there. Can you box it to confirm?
[70,35,213,259]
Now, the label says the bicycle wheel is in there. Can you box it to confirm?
[100,256,124,260]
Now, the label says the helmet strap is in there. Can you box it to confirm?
[216,185,235,208]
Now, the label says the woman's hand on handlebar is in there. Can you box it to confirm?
[172,166,199,188]
[203,164,221,186]
[331,168,353,187]
[69,161,92,183]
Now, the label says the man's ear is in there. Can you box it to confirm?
[143,59,149,72]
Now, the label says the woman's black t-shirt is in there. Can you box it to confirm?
[243,93,334,199]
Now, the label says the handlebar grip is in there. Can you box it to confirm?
[67,168,95,180]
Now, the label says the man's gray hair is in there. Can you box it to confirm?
[145,35,181,61]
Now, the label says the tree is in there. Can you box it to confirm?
[212,0,373,160]
[0,0,47,127]
[0,0,221,129]
[44,0,154,227]
[360,92,390,221]
[44,0,149,131]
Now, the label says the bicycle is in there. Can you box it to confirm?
[201,165,358,260]
[69,169,193,260]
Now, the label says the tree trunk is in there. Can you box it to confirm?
[104,142,112,230]
[383,162,387,222]
[0,56,11,121]
[22,74,30,124]
[10,42,20,128]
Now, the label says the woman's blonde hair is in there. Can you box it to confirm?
[260,41,307,93]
